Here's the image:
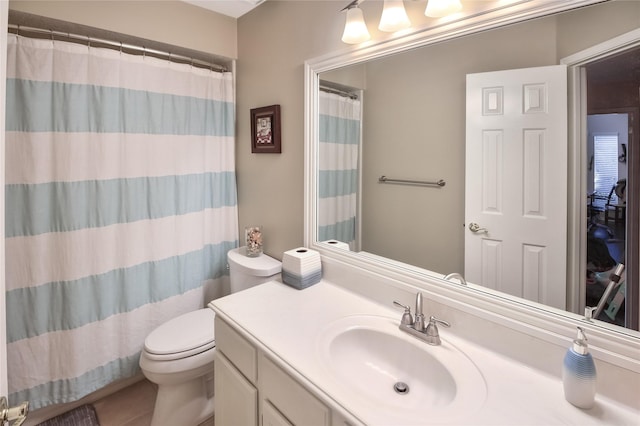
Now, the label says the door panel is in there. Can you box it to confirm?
[465,65,568,309]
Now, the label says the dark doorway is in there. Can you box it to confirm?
[585,47,640,330]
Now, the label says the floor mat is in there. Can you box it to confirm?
[37,404,100,426]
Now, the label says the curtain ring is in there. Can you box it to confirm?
[120,41,123,54]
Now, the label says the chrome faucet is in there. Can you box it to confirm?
[444,272,467,286]
[413,292,426,331]
[393,293,450,345]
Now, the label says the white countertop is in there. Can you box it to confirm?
[210,280,640,425]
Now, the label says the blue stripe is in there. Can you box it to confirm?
[9,352,142,410]
[6,240,237,343]
[319,169,358,198]
[6,79,235,136]
[319,217,355,244]
[6,172,238,237]
[319,114,360,145]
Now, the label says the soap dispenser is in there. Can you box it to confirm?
[562,326,596,409]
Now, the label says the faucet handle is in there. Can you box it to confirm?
[425,316,450,345]
[427,316,450,330]
[393,301,414,325]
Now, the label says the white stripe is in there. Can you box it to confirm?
[5,132,235,185]
[7,287,206,391]
[319,142,358,172]
[6,206,238,290]
[319,91,361,119]
[318,194,357,226]
[7,35,233,101]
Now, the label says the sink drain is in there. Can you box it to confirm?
[393,381,409,395]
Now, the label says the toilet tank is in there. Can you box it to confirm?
[227,247,282,293]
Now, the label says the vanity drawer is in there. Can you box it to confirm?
[259,353,329,426]
[215,316,257,383]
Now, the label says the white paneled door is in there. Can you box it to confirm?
[465,65,568,310]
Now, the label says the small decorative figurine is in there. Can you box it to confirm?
[245,226,263,257]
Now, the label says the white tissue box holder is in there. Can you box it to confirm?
[281,247,322,290]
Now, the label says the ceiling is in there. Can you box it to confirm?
[182,0,266,18]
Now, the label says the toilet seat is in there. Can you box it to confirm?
[143,308,216,361]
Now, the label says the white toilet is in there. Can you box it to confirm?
[139,247,282,426]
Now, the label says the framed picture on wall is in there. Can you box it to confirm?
[250,104,281,153]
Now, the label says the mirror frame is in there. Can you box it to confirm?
[304,0,640,370]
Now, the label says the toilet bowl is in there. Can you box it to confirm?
[139,308,216,426]
[139,247,281,426]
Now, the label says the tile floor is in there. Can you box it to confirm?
[28,378,214,426]
[93,379,157,426]
[94,379,215,426]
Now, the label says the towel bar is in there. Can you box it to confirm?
[378,175,446,187]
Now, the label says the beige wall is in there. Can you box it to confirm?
[236,2,346,258]
[9,0,237,59]
[556,0,640,59]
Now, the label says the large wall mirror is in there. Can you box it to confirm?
[305,0,640,341]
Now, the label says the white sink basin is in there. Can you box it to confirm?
[316,315,487,424]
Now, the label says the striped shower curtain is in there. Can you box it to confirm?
[5,34,238,409]
[318,90,361,249]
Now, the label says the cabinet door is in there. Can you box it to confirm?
[214,350,258,426]
[262,400,293,426]
[259,354,329,426]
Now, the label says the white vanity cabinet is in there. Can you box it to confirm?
[212,281,639,426]
[214,316,335,426]
[214,315,259,426]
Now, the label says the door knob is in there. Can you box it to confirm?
[468,222,488,234]
[1,396,29,426]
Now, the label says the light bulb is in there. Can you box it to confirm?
[342,6,371,44]
[378,0,411,32]
[425,0,462,18]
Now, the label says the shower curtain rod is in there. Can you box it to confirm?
[320,85,359,100]
[8,24,228,72]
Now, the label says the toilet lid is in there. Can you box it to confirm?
[144,309,216,357]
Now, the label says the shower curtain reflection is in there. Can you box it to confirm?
[4,34,238,409]
[318,88,362,249]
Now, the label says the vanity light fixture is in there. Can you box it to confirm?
[378,0,411,32]
[425,0,462,18]
[341,1,371,44]
[341,0,463,45]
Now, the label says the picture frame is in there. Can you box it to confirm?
[250,104,281,153]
